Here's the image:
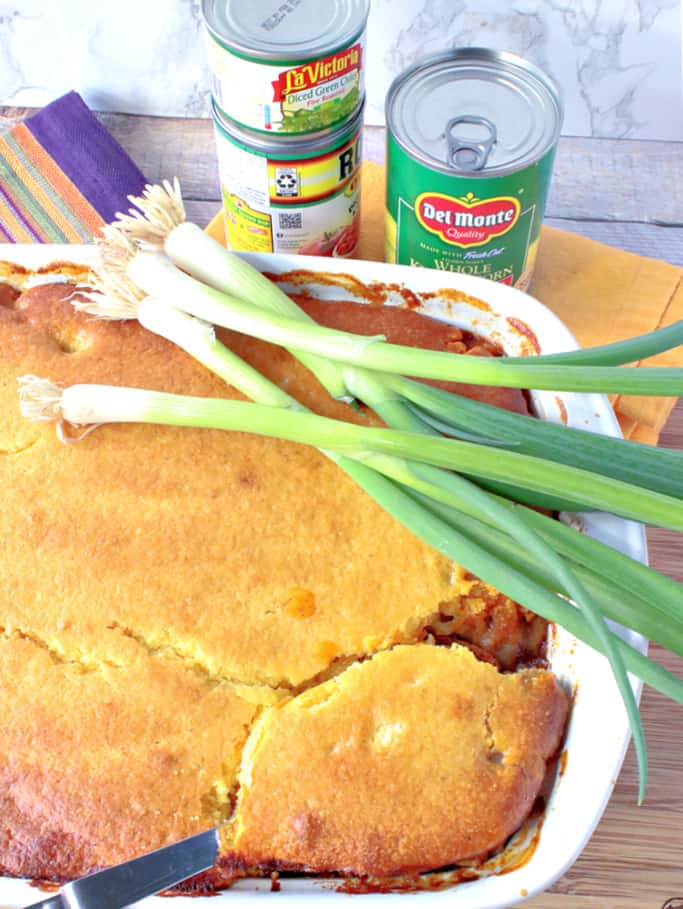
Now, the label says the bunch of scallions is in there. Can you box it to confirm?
[18,180,683,803]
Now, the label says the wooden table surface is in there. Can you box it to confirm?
[1,108,682,907]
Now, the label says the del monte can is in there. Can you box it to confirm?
[385,48,563,290]
[202,0,368,135]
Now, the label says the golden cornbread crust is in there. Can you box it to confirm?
[0,634,255,884]
[225,644,568,877]
[0,274,567,887]
[1,283,460,691]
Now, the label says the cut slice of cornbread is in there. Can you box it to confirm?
[225,643,568,876]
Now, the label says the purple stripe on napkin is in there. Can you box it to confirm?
[25,91,147,224]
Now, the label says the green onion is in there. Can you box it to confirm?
[392,375,683,500]
[506,320,683,366]
[138,299,300,410]
[142,232,683,506]
[126,251,683,396]
[506,503,683,625]
[116,211,683,509]
[405,409,588,510]
[26,381,683,533]
[355,426,683,532]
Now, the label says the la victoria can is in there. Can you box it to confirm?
[203,0,368,135]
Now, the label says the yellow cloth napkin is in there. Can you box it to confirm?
[207,160,683,445]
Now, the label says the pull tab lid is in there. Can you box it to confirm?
[445,115,496,172]
[385,48,563,177]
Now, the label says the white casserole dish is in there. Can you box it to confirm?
[0,245,646,909]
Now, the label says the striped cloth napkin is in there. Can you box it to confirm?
[0,91,146,243]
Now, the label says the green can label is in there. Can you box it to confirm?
[386,133,556,290]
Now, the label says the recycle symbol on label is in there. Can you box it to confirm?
[274,167,300,197]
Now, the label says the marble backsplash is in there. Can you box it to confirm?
[0,0,681,139]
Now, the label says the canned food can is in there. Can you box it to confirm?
[202,0,369,135]
[385,48,563,290]
[212,99,363,256]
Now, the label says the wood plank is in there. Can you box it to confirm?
[548,136,683,227]
[185,199,220,228]
[3,109,683,227]
[529,896,680,909]
[94,112,221,202]
[544,218,683,268]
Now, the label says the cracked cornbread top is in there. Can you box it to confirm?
[0,271,567,887]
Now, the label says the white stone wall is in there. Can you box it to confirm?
[0,0,681,138]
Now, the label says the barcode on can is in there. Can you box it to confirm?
[278,212,303,230]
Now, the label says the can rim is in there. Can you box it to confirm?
[385,47,563,177]
[202,0,369,63]
[212,89,363,137]
[212,97,365,158]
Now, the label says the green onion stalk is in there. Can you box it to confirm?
[393,375,683,500]
[137,210,683,572]
[127,241,683,508]
[120,231,683,514]
[125,249,683,397]
[115,182,683,503]
[91,239,683,531]
[510,321,683,367]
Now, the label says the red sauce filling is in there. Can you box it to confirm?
[0,283,20,309]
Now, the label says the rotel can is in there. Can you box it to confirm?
[385,48,563,290]
[202,0,369,135]
[212,98,362,256]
